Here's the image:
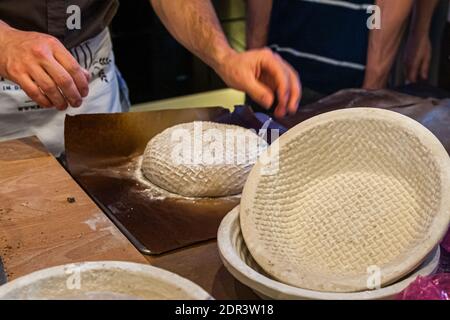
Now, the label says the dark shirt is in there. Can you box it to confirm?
[268,0,374,94]
[0,0,118,48]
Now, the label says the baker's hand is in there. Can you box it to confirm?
[0,21,89,110]
[404,32,432,83]
[214,48,302,118]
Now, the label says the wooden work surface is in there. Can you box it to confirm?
[0,137,147,280]
[146,241,258,299]
[0,136,258,299]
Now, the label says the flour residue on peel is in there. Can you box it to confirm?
[133,156,240,202]
[84,213,109,231]
[83,155,241,201]
[132,156,205,200]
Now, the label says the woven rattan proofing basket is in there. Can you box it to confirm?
[218,206,440,300]
[240,108,450,292]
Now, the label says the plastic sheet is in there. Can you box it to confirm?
[398,274,450,300]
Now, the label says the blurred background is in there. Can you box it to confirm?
[110,0,449,108]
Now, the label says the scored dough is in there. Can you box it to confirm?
[240,108,450,292]
[141,121,267,197]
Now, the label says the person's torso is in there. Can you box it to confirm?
[268,0,375,94]
[0,0,118,49]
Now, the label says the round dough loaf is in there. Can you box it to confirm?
[142,121,267,197]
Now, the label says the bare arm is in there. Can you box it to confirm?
[0,20,89,110]
[363,0,414,89]
[246,0,273,49]
[404,0,439,82]
[150,0,301,117]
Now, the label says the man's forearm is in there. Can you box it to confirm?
[150,0,233,71]
[246,0,273,49]
[364,0,414,89]
[150,0,302,117]
[409,0,439,36]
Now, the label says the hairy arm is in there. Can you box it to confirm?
[150,0,301,117]
[363,0,414,89]
[246,0,273,49]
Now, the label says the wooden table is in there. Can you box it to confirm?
[0,137,257,299]
[0,137,147,279]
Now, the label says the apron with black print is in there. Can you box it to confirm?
[0,28,129,156]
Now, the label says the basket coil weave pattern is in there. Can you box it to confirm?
[218,206,441,300]
[142,121,267,197]
[241,108,450,292]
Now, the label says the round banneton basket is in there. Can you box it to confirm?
[240,108,450,293]
[218,206,441,300]
[0,262,213,300]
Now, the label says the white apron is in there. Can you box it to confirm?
[0,28,130,156]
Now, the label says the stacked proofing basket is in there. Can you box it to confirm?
[218,108,450,300]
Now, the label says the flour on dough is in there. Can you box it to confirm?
[141,121,267,197]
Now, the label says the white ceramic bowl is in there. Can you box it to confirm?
[0,261,213,300]
[218,206,440,300]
